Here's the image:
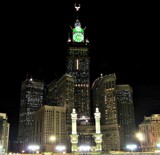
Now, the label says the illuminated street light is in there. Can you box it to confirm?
[22,150,25,154]
[49,135,56,152]
[155,143,160,153]
[136,132,144,151]
[157,143,160,148]
[79,145,91,152]
[126,144,137,152]
[136,132,144,141]
[157,143,160,150]
[55,145,66,153]
[0,145,5,155]
[28,145,40,154]
[50,135,56,142]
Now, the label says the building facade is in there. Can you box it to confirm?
[17,77,46,151]
[46,73,74,124]
[139,114,160,152]
[92,73,121,151]
[0,113,10,154]
[92,74,136,151]
[32,105,66,153]
[116,84,136,148]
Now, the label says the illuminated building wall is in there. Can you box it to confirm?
[139,114,160,152]
[92,73,121,151]
[46,73,74,124]
[45,73,75,152]
[32,105,66,152]
[17,77,46,150]
[116,84,136,148]
[0,113,10,154]
[92,73,117,125]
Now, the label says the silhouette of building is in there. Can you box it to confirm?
[0,113,10,154]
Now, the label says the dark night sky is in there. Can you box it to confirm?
[1,1,160,142]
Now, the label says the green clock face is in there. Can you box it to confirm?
[73,33,84,42]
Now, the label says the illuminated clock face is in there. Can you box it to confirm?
[73,33,84,42]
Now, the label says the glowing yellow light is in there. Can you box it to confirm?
[136,132,144,141]
[76,59,79,70]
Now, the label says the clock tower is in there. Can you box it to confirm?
[72,19,84,43]
[66,3,91,125]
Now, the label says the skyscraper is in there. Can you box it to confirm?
[17,3,137,152]
[17,77,46,150]
[66,4,90,125]
[92,74,117,125]
[32,105,66,152]
[116,84,136,148]
[92,74,136,150]
[92,74,121,150]
[0,113,10,154]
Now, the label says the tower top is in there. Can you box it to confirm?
[74,3,80,12]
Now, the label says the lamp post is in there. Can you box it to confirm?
[126,144,137,153]
[50,136,56,152]
[136,132,144,151]
[156,143,160,152]
[79,145,91,154]
[28,145,40,154]
[55,145,66,154]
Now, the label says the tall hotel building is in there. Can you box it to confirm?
[32,105,66,152]
[116,84,136,147]
[92,74,121,150]
[0,113,10,154]
[66,16,91,125]
[32,73,74,152]
[17,77,46,150]
[92,74,136,150]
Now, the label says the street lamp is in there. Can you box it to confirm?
[55,145,66,153]
[136,132,144,151]
[79,145,91,154]
[28,145,40,154]
[136,132,144,141]
[49,136,56,152]
[155,143,160,153]
[126,144,137,152]
[157,143,160,150]
[50,136,56,142]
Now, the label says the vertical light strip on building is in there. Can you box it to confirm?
[76,59,79,70]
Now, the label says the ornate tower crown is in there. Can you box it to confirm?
[74,19,81,28]
[72,3,85,42]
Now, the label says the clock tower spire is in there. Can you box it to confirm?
[66,3,91,125]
